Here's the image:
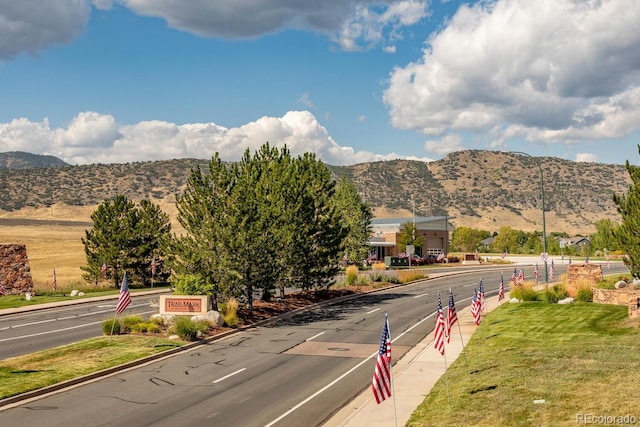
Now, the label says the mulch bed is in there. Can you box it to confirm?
[236,286,376,325]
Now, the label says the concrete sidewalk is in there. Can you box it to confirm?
[323,293,505,427]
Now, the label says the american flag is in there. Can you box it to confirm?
[115,272,132,314]
[518,267,525,284]
[471,288,481,325]
[434,295,446,355]
[0,282,6,296]
[151,256,157,277]
[371,314,392,404]
[52,268,57,291]
[101,261,107,278]
[498,273,505,301]
[606,254,610,269]
[511,268,518,286]
[549,259,555,281]
[502,250,507,259]
[446,289,458,343]
[534,263,539,284]
[478,279,485,313]
[585,255,590,264]
[437,250,445,262]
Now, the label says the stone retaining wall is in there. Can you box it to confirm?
[592,287,640,318]
[0,244,34,295]
[565,264,603,297]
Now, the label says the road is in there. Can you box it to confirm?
[0,262,627,427]
[0,293,166,359]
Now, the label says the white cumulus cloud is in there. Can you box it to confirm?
[0,0,91,61]
[0,111,432,166]
[383,0,640,149]
[424,134,464,156]
[575,152,598,163]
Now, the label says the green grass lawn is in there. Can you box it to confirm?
[0,335,187,399]
[0,285,171,310]
[407,302,640,427]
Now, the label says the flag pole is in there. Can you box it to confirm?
[443,341,450,404]
[108,312,118,345]
[390,360,398,427]
[455,319,469,371]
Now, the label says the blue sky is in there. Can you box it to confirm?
[0,0,639,166]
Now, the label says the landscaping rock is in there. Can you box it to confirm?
[558,297,575,304]
[191,310,224,327]
[615,280,628,289]
[70,290,79,296]
[509,297,520,304]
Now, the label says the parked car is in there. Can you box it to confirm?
[398,253,425,265]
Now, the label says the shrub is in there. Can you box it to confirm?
[510,282,538,301]
[171,316,208,341]
[397,270,427,283]
[576,287,593,302]
[345,265,359,285]
[542,283,568,303]
[223,297,239,327]
[372,262,387,272]
[122,315,144,333]
[102,318,121,335]
[145,322,161,334]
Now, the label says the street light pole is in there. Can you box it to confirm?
[512,151,548,283]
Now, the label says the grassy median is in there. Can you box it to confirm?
[408,302,640,427]
[0,335,187,399]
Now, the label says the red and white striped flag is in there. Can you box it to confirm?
[52,268,57,291]
[534,263,539,284]
[478,279,485,313]
[518,267,525,284]
[446,289,458,343]
[549,259,555,281]
[471,288,481,325]
[101,261,107,278]
[606,254,610,269]
[498,273,505,301]
[434,295,446,355]
[372,314,392,404]
[0,282,6,296]
[115,272,132,314]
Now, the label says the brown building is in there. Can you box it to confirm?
[368,216,455,260]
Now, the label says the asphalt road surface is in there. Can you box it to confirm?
[0,293,166,359]
[0,262,629,427]
[0,261,629,426]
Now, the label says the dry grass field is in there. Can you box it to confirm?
[0,203,185,291]
[0,221,87,290]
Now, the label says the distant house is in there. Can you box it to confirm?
[480,236,495,249]
[559,236,591,250]
[368,216,456,261]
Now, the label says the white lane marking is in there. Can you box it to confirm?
[213,368,246,384]
[413,292,429,298]
[263,312,437,427]
[0,310,154,338]
[0,321,104,342]
[463,283,477,288]
[6,318,57,328]
[306,331,325,342]
[366,308,380,314]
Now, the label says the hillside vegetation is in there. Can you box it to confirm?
[0,150,631,235]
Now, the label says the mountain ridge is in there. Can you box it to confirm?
[0,150,632,235]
